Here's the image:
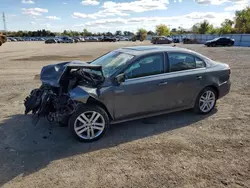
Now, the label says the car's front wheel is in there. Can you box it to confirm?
[194,87,217,114]
[69,105,109,142]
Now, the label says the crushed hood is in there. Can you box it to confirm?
[40,60,102,87]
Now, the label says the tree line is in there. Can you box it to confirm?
[5,29,136,38]
[4,7,250,38]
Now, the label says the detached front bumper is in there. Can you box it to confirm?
[218,80,231,99]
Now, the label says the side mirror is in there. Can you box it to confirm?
[115,73,125,85]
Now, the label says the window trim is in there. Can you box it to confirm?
[195,56,206,68]
[166,52,206,73]
[125,67,206,82]
[122,52,166,80]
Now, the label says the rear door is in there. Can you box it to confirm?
[158,52,207,109]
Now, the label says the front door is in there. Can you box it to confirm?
[113,53,167,120]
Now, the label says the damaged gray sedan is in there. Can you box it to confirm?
[24,46,231,142]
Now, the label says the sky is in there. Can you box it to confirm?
[1,0,250,33]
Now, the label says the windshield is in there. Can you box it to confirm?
[90,51,134,77]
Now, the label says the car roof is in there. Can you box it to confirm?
[116,45,193,56]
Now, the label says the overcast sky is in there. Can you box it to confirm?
[1,0,249,32]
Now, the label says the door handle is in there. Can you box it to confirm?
[196,76,202,80]
[158,81,168,86]
[114,90,124,94]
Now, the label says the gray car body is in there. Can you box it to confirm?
[43,46,230,124]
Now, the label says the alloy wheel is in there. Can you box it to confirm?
[74,111,105,140]
[199,90,216,113]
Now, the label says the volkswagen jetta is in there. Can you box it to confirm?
[24,46,231,142]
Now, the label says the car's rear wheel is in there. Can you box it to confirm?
[194,87,217,114]
[69,105,109,142]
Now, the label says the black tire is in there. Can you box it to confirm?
[194,87,217,114]
[68,105,109,142]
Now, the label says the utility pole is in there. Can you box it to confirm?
[2,12,7,32]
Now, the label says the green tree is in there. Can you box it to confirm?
[123,31,128,36]
[170,28,178,35]
[155,24,170,36]
[123,31,134,36]
[198,20,213,34]
[209,27,220,34]
[147,30,155,35]
[171,28,177,33]
[115,30,122,36]
[191,23,200,34]
[106,32,113,36]
[235,7,250,33]
[16,31,23,37]
[177,27,185,34]
[137,28,147,41]
[82,29,92,36]
[220,19,234,34]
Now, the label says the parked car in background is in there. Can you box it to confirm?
[183,38,199,44]
[119,37,129,41]
[101,36,116,42]
[205,37,234,47]
[85,37,99,42]
[79,37,85,42]
[14,37,24,41]
[151,36,173,44]
[55,38,63,43]
[25,46,231,142]
[61,37,74,43]
[173,38,180,43]
[73,37,81,43]
[7,37,16,42]
[45,39,57,44]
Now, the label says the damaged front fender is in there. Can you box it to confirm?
[69,86,98,103]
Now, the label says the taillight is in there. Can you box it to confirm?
[228,68,231,75]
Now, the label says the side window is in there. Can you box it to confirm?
[168,53,205,72]
[195,57,206,68]
[124,54,164,79]
[220,38,226,42]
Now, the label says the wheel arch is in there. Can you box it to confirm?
[199,85,219,99]
[86,97,114,121]
[193,85,219,107]
[206,85,219,98]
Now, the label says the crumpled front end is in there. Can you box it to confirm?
[24,85,77,124]
[40,62,68,87]
[24,60,103,125]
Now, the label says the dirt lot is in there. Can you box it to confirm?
[0,41,250,188]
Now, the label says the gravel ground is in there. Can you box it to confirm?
[0,41,250,188]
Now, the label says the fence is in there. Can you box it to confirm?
[147,34,250,47]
